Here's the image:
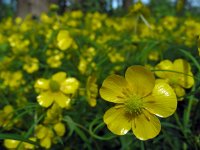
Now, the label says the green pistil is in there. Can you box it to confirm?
[49,80,60,92]
[125,95,143,115]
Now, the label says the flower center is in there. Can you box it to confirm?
[124,95,143,115]
[49,80,60,92]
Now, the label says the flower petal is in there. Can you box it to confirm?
[37,91,54,107]
[104,106,131,135]
[52,72,67,84]
[132,110,161,140]
[54,92,71,108]
[60,77,79,94]
[173,59,194,88]
[100,75,129,103]
[34,78,49,90]
[125,65,155,97]
[143,80,177,118]
[155,60,174,79]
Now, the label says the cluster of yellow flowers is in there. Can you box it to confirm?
[0,2,199,149]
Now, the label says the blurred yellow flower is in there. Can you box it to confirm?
[4,138,36,149]
[0,71,25,89]
[57,30,73,50]
[44,103,62,124]
[155,59,194,100]
[4,139,20,149]
[23,56,39,73]
[35,72,79,108]
[162,16,177,31]
[35,124,54,149]
[86,75,98,107]
[54,122,66,137]
[0,105,14,129]
[148,51,159,61]
[100,66,177,140]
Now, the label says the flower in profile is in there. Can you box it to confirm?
[0,105,14,130]
[35,72,79,108]
[35,124,54,149]
[4,138,36,150]
[155,59,194,100]
[86,75,98,107]
[100,66,177,140]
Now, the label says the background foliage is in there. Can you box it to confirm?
[0,0,200,149]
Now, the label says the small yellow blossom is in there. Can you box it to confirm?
[35,124,54,149]
[54,122,66,137]
[44,103,62,124]
[155,59,194,100]
[23,56,39,73]
[100,66,177,140]
[78,57,87,74]
[4,138,36,149]
[0,105,14,129]
[162,16,177,31]
[148,51,159,61]
[0,71,25,89]
[4,139,20,149]
[57,30,73,50]
[35,72,79,108]
[86,75,98,107]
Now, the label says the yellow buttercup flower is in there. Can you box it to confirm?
[155,59,194,100]
[0,105,14,129]
[100,66,177,140]
[57,30,73,51]
[0,71,25,89]
[35,124,54,149]
[35,72,79,108]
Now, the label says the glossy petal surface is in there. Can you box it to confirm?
[100,75,129,103]
[54,92,71,108]
[143,80,177,118]
[52,72,67,84]
[37,91,54,107]
[60,77,79,94]
[125,66,155,97]
[132,110,161,140]
[104,106,131,135]
[35,78,49,90]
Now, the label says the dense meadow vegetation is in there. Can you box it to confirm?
[0,2,200,150]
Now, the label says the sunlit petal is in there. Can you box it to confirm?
[132,109,161,140]
[52,72,67,84]
[125,66,155,97]
[34,78,49,90]
[100,75,129,103]
[155,60,174,79]
[37,91,54,107]
[173,59,194,88]
[54,92,71,108]
[143,80,177,118]
[104,106,131,135]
